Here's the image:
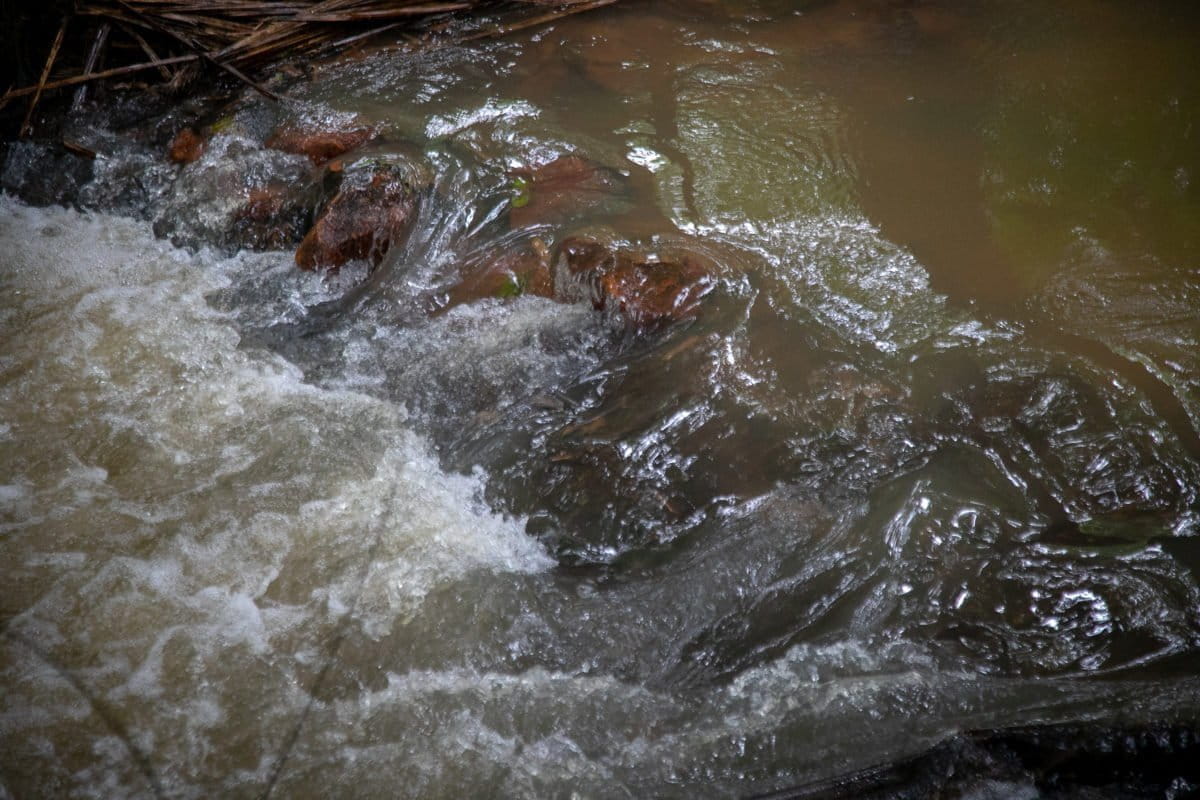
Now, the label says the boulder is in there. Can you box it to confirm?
[228,183,312,251]
[295,162,421,271]
[557,235,616,279]
[596,256,714,330]
[438,233,718,332]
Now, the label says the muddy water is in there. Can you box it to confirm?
[3,0,1200,797]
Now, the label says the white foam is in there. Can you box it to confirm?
[0,198,553,796]
[0,483,29,504]
[425,99,541,139]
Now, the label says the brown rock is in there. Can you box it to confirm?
[596,255,714,330]
[153,141,319,252]
[440,239,554,312]
[434,233,717,332]
[238,186,287,223]
[228,183,310,251]
[168,128,205,164]
[559,235,717,331]
[508,155,626,228]
[295,168,418,271]
[558,235,616,278]
[267,122,376,166]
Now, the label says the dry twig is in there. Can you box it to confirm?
[21,18,70,136]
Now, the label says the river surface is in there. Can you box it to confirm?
[3,0,1200,797]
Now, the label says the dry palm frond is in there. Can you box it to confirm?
[77,0,615,68]
[3,0,619,126]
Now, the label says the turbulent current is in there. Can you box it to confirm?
[2,0,1200,797]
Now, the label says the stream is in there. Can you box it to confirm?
[2,0,1200,797]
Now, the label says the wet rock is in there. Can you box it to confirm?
[78,152,176,219]
[42,119,182,218]
[508,155,628,228]
[0,140,94,207]
[267,120,376,166]
[439,234,718,332]
[153,134,320,253]
[558,235,717,332]
[440,238,555,311]
[769,721,1200,800]
[556,235,615,278]
[596,256,715,330]
[295,160,422,271]
[168,127,205,164]
[229,182,315,252]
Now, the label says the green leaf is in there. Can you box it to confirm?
[495,275,523,299]
[510,175,531,208]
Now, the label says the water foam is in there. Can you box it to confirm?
[0,198,550,796]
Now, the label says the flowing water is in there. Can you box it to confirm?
[3,0,1200,796]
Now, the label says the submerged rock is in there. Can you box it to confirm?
[153,134,321,253]
[508,154,628,228]
[769,721,1200,800]
[168,127,206,164]
[558,234,717,332]
[229,183,314,251]
[295,160,423,271]
[440,237,555,311]
[266,119,377,166]
[0,140,94,208]
[439,233,717,333]
[79,151,177,219]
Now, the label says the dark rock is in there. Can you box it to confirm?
[295,161,422,271]
[168,127,205,164]
[0,140,94,208]
[755,721,1200,800]
[78,152,175,219]
[267,120,376,166]
[508,154,627,228]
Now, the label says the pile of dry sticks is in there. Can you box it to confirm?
[3,0,618,135]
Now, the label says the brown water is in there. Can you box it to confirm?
[3,0,1200,797]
